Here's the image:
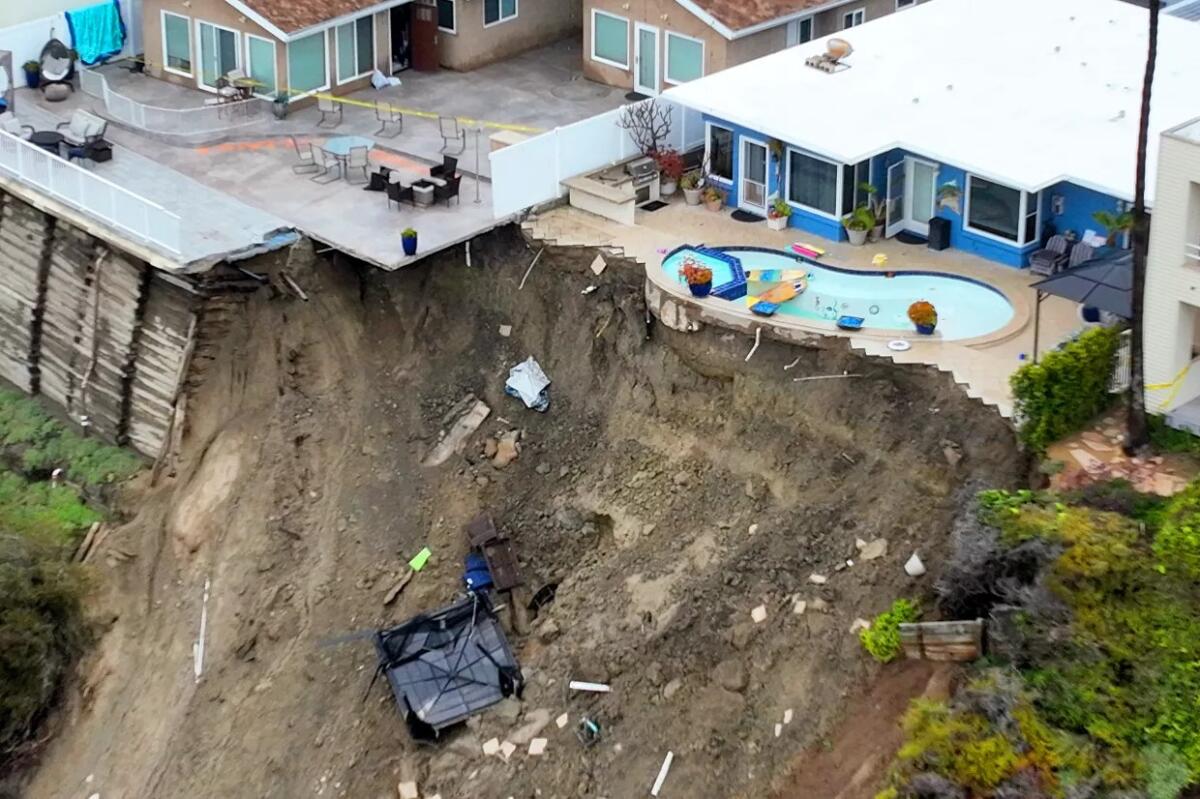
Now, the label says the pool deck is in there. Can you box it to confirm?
[524,201,1086,419]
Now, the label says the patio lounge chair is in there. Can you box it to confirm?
[434,175,462,206]
[0,113,33,140]
[1029,234,1070,276]
[218,69,245,101]
[346,145,370,183]
[429,156,458,180]
[39,37,75,91]
[56,109,106,146]
[310,146,341,184]
[1067,242,1096,269]
[290,136,317,173]
[387,180,415,209]
[375,102,402,138]
[317,96,342,128]
[438,115,466,154]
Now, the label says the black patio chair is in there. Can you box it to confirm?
[434,175,461,206]
[430,156,458,180]
[387,180,415,209]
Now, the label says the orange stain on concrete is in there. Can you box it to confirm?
[193,138,431,174]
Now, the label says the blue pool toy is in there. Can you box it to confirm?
[837,315,865,331]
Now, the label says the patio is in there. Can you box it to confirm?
[525,201,1089,418]
[11,41,626,271]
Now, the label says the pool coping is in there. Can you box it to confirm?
[651,244,1030,350]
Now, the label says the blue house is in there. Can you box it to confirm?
[661,0,1200,268]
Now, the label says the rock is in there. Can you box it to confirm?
[808,573,828,585]
[783,708,794,725]
[713,659,748,692]
[493,431,521,468]
[730,622,756,650]
[673,470,690,486]
[475,475,490,487]
[663,678,683,699]
[748,523,759,535]
[510,709,552,745]
[397,782,419,799]
[535,462,551,475]
[744,476,767,501]
[538,618,561,643]
[792,600,807,616]
[498,324,513,337]
[483,438,498,459]
[855,538,867,551]
[905,552,927,577]
[751,604,768,624]
[646,662,664,687]
[940,439,963,467]
[849,618,871,634]
[555,507,584,531]
[809,597,829,613]
[493,698,522,724]
[860,538,888,561]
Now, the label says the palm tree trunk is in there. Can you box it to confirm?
[1126,0,1159,452]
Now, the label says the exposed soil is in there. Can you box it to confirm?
[22,227,1025,799]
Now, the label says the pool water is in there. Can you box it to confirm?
[663,246,1014,341]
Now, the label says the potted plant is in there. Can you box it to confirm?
[860,183,886,240]
[680,171,704,206]
[21,61,40,89]
[767,198,792,231]
[842,205,875,246]
[402,227,418,256]
[907,300,938,335]
[702,185,725,212]
[679,258,713,298]
[655,148,684,197]
[1092,209,1133,247]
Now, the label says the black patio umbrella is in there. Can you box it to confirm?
[1028,252,1132,362]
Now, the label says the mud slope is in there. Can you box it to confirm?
[25,228,1025,799]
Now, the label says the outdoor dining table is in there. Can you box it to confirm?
[323,135,375,181]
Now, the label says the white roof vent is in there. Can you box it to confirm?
[805,38,853,74]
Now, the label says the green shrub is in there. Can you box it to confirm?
[1145,744,1190,799]
[0,534,90,757]
[1148,414,1200,455]
[1010,326,1122,453]
[861,598,920,663]
[0,471,102,546]
[1153,480,1200,580]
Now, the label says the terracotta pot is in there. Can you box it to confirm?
[705,198,723,212]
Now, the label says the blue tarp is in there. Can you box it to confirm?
[66,0,126,66]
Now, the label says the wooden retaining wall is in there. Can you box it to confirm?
[0,190,201,458]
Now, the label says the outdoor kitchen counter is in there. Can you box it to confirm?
[562,159,659,227]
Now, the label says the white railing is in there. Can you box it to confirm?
[0,130,182,254]
[1186,241,1200,262]
[490,97,706,219]
[79,68,268,137]
[1110,328,1133,393]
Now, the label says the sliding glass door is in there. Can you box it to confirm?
[245,35,276,97]
[197,21,239,90]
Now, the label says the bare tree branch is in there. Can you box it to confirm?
[617,100,673,156]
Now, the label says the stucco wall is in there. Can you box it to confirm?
[811,0,924,37]
[142,0,387,100]
[726,25,786,68]
[438,0,579,72]
[582,0,727,92]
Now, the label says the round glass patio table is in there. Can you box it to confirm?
[322,135,375,156]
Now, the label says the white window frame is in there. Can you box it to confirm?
[962,173,1042,247]
[843,8,865,28]
[161,10,193,78]
[705,122,734,184]
[483,0,518,28]
[664,30,704,86]
[243,33,277,98]
[194,19,241,93]
[286,29,331,99]
[438,0,457,34]
[786,146,843,220]
[334,14,375,86]
[590,9,629,70]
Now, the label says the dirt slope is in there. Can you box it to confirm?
[24,228,1025,799]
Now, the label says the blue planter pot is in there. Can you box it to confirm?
[23,67,40,90]
[915,323,936,335]
[688,281,712,298]
[402,235,417,256]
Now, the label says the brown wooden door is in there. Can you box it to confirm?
[411,0,439,72]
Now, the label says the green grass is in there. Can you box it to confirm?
[0,389,141,489]
[0,470,102,547]
[1148,414,1200,455]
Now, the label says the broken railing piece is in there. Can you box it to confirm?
[899,619,984,662]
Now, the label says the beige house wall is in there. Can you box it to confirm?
[142,0,387,102]
[726,25,786,68]
[438,0,579,71]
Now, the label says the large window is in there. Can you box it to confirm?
[843,8,865,28]
[897,0,916,7]
[197,21,239,90]
[665,32,703,84]
[965,175,1040,245]
[438,0,456,33]
[162,11,192,76]
[484,0,518,26]
[336,16,374,84]
[591,10,628,69]
[245,34,276,97]
[707,124,733,182]
[788,149,839,216]
[287,30,328,96]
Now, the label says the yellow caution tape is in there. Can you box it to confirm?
[282,87,544,135]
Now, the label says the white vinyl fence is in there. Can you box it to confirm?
[490,98,705,220]
[80,68,268,137]
[0,130,181,254]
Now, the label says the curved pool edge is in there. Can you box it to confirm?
[648,249,1030,350]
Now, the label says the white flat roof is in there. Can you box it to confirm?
[663,0,1200,205]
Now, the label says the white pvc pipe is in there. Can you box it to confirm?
[651,751,674,796]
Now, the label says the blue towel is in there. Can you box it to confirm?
[66,0,127,66]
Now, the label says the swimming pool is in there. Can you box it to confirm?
[661,246,1015,341]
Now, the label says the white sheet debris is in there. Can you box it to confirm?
[783,709,794,725]
[397,781,419,799]
[569,680,611,693]
[505,357,551,411]
[529,738,548,756]
[500,741,517,761]
[751,604,768,624]
[556,712,569,729]
[775,723,783,738]
[482,738,501,756]
[905,552,927,577]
